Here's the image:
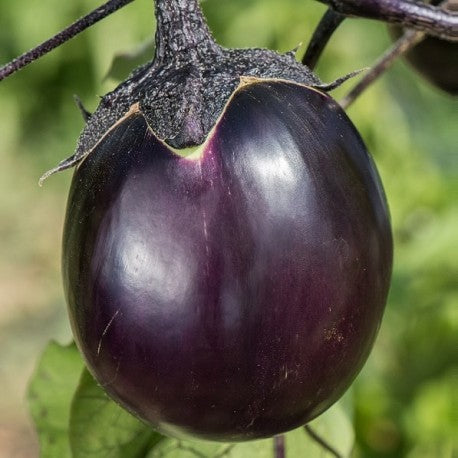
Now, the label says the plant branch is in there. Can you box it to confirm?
[273,435,286,458]
[339,29,425,109]
[304,425,342,458]
[302,9,345,70]
[0,0,135,82]
[318,0,458,40]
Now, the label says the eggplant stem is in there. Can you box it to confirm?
[318,0,458,41]
[153,0,220,63]
[274,434,286,458]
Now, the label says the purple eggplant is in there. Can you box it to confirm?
[63,79,392,441]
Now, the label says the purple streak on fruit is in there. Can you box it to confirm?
[63,79,392,442]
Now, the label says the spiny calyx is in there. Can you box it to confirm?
[41,0,355,182]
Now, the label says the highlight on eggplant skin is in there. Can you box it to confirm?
[63,79,393,442]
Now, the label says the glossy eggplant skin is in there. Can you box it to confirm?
[63,80,392,442]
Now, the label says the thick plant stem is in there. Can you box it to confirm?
[153,0,220,63]
[340,29,425,109]
[273,435,286,458]
[302,9,345,70]
[319,0,458,40]
[0,0,134,82]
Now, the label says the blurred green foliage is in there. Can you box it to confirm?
[0,0,456,456]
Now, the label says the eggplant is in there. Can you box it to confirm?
[63,78,392,441]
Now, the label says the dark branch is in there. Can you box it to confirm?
[0,0,135,82]
[340,29,425,108]
[318,0,458,40]
[273,435,286,458]
[304,425,342,458]
[302,9,345,70]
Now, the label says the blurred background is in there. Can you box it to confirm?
[0,0,456,456]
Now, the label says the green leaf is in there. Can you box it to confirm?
[147,440,231,458]
[146,437,274,458]
[69,368,163,458]
[290,393,355,457]
[27,341,85,458]
[147,395,354,458]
